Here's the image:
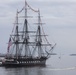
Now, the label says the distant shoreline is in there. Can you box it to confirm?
[70,54,76,56]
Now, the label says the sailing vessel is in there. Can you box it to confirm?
[2,0,56,67]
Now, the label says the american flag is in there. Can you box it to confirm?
[7,37,12,52]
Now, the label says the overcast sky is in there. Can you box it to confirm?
[0,0,76,54]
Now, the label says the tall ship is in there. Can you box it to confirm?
[2,0,56,67]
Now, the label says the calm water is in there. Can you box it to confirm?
[0,56,76,75]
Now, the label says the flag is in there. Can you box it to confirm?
[7,37,12,52]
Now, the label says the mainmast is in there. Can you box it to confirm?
[24,0,29,57]
[25,0,27,18]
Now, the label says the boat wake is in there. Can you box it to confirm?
[42,67,76,71]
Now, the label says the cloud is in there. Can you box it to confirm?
[0,0,76,30]
[41,2,76,28]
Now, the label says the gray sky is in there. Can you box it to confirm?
[0,0,76,54]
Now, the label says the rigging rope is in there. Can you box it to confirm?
[17,1,39,14]
[11,11,19,35]
[11,0,39,34]
[18,7,25,14]
[17,0,39,14]
[40,17,56,52]
[25,1,39,12]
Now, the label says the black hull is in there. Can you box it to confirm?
[2,62,46,67]
[2,57,47,67]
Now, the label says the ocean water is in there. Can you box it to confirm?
[0,56,76,75]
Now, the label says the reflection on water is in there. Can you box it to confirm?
[0,66,55,75]
[5,67,47,75]
[0,66,75,75]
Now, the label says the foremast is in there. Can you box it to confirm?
[15,10,19,59]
